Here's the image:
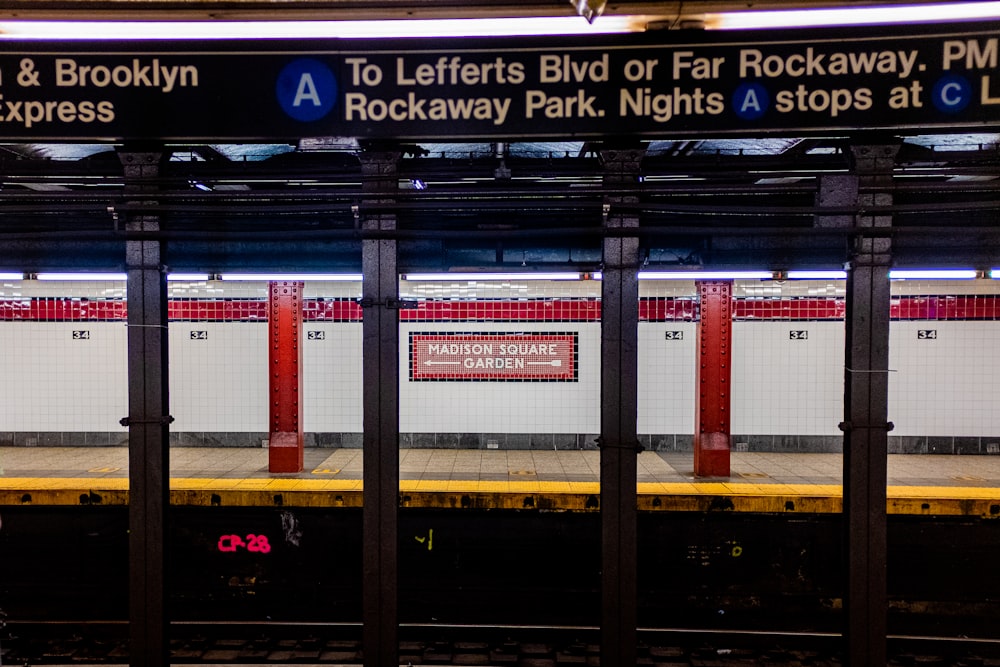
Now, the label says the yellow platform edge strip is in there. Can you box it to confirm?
[0,477,998,515]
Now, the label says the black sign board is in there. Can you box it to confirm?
[0,22,997,140]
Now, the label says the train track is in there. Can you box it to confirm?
[4,621,1000,665]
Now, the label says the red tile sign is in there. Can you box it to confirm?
[410,332,577,381]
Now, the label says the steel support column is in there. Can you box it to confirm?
[268,280,305,473]
[120,150,169,667]
[361,149,401,667]
[599,147,641,667]
[842,144,897,666]
[694,280,732,478]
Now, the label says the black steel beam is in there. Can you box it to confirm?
[361,149,401,667]
[841,144,898,667]
[600,148,642,666]
[120,150,169,667]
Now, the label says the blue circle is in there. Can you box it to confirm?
[932,75,972,114]
[276,59,338,122]
[732,83,769,121]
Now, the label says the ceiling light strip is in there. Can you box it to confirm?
[889,269,978,279]
[637,271,773,280]
[1,3,999,40]
[708,1,1000,30]
[403,272,582,281]
[36,272,127,281]
[167,273,211,281]
[220,273,363,281]
[0,16,648,40]
[785,270,848,279]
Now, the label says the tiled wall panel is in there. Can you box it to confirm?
[4,277,1000,446]
[169,322,268,433]
[889,321,1000,437]
[0,321,127,431]
[637,322,696,435]
[303,322,363,432]
[731,321,846,436]
[399,321,601,434]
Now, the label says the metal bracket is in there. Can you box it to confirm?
[595,436,645,453]
[120,416,175,427]
[838,421,894,432]
[357,297,417,309]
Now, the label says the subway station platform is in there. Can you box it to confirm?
[2,447,999,515]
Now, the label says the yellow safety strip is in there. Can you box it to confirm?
[0,477,997,516]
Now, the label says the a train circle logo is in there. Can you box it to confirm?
[276,58,338,122]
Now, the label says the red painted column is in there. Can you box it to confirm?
[694,280,732,477]
[268,280,304,473]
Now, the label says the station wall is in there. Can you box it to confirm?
[1,277,999,453]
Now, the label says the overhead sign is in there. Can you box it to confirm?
[0,23,997,140]
[409,332,577,381]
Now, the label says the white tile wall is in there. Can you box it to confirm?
[401,278,601,300]
[7,279,127,300]
[637,281,697,298]
[303,281,363,299]
[303,322,363,431]
[891,279,996,296]
[5,278,1000,440]
[399,322,601,433]
[889,321,1000,436]
[731,321,845,435]
[0,321,127,431]
[168,280,365,433]
[169,322,268,432]
[637,322,696,434]
[169,321,365,433]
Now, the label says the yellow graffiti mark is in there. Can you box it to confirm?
[311,468,341,475]
[415,529,434,551]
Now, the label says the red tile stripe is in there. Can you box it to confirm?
[0,299,127,321]
[733,298,845,320]
[401,299,601,322]
[171,300,269,321]
[889,295,1000,320]
[2,296,1000,322]
[641,298,698,321]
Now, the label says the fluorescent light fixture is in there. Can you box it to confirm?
[167,273,210,281]
[404,272,582,281]
[0,272,23,280]
[1,3,994,40]
[638,270,773,280]
[221,273,362,281]
[36,272,210,281]
[708,1,1000,29]
[889,269,978,280]
[0,16,651,40]
[36,272,127,281]
[991,269,1000,280]
[786,270,848,280]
